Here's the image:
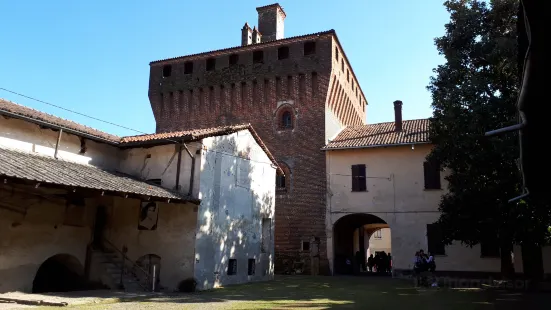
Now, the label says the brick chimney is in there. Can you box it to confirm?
[393,100,403,131]
[257,3,286,42]
[241,22,252,46]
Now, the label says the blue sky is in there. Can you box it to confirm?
[0,0,449,136]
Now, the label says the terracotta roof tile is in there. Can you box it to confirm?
[0,146,195,203]
[0,98,120,143]
[325,119,430,149]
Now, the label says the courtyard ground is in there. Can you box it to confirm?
[3,276,551,309]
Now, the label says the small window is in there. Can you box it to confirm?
[347,69,350,82]
[304,41,316,55]
[276,173,286,189]
[278,46,289,60]
[427,223,446,256]
[206,58,216,71]
[424,160,441,189]
[281,111,293,129]
[351,164,367,192]
[341,60,344,72]
[228,259,237,275]
[146,179,162,186]
[253,50,264,64]
[162,65,172,77]
[248,259,255,275]
[229,54,239,66]
[335,47,339,61]
[374,230,382,239]
[302,241,310,251]
[184,61,193,74]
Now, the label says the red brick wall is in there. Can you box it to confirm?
[148,34,365,275]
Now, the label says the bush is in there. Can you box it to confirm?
[177,278,197,292]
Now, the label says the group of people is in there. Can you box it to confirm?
[413,249,437,287]
[367,251,392,274]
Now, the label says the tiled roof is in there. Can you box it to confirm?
[149,30,335,64]
[121,124,282,173]
[0,100,278,170]
[325,119,430,149]
[0,98,120,143]
[0,146,195,203]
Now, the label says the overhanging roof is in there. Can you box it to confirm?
[0,146,197,204]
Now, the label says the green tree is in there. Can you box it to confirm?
[427,0,550,279]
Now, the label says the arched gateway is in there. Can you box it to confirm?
[333,213,391,275]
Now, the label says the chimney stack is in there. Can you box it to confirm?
[241,22,252,46]
[252,26,262,44]
[256,3,286,42]
[393,100,403,131]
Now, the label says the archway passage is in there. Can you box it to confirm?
[135,254,161,291]
[32,254,89,293]
[333,213,391,275]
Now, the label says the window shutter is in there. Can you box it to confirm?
[351,165,359,191]
[424,160,441,189]
[358,164,367,191]
[427,223,446,255]
[423,162,430,189]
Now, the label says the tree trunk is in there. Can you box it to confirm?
[499,241,514,279]
[521,243,543,291]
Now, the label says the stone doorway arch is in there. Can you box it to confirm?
[32,254,87,293]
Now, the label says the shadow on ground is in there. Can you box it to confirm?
[28,276,551,310]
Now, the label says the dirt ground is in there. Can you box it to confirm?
[2,276,550,310]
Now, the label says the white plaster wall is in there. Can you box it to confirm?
[326,144,501,274]
[325,108,344,144]
[0,116,119,169]
[102,196,198,290]
[195,130,276,290]
[512,245,551,274]
[118,142,201,197]
[0,186,93,293]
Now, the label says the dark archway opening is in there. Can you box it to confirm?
[32,254,89,293]
[333,213,390,275]
[135,254,161,291]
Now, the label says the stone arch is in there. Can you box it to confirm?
[274,104,297,131]
[332,213,391,275]
[32,254,87,293]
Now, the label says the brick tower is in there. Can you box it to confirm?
[148,3,367,275]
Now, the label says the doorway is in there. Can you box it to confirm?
[93,206,107,249]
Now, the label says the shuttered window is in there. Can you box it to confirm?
[426,223,446,255]
[424,160,441,189]
[351,164,367,192]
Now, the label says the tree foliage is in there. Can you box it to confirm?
[427,0,551,251]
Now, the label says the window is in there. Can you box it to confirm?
[304,41,316,55]
[302,241,310,251]
[253,50,264,64]
[229,54,239,66]
[278,46,289,60]
[426,223,446,256]
[184,61,193,74]
[276,172,286,189]
[228,259,237,275]
[248,259,256,275]
[480,236,500,258]
[374,230,382,239]
[424,159,441,189]
[281,111,293,128]
[335,47,339,61]
[206,58,216,71]
[347,69,350,82]
[351,164,367,192]
[146,179,162,186]
[261,218,271,253]
[341,60,344,72]
[162,65,172,77]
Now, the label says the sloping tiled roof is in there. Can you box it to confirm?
[0,98,120,143]
[325,119,430,150]
[0,146,195,203]
[121,124,282,173]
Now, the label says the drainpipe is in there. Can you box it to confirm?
[175,143,183,191]
[54,129,63,159]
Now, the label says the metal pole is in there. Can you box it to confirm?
[152,265,156,292]
[54,129,63,159]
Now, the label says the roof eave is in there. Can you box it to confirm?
[322,141,431,151]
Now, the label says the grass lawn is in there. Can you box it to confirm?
[35,275,550,310]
